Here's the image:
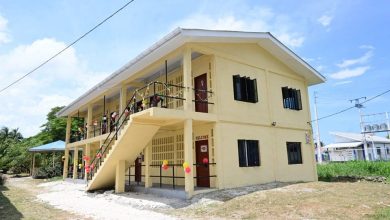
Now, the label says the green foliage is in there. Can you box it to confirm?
[0,106,67,175]
[33,162,62,179]
[370,208,390,219]
[317,161,390,181]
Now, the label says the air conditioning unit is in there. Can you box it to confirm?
[364,125,372,133]
[380,123,388,131]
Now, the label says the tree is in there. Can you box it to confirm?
[40,106,67,142]
[0,106,69,174]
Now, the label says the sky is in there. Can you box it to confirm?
[0,0,389,144]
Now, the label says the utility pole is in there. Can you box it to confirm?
[350,97,369,161]
[314,92,322,163]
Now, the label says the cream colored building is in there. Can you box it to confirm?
[59,28,325,198]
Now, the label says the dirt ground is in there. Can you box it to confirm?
[173,181,390,220]
[0,177,88,220]
[2,177,390,220]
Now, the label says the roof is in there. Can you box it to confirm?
[330,132,390,144]
[323,142,363,149]
[57,28,326,117]
[28,140,65,152]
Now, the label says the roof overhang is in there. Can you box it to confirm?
[323,142,363,149]
[57,28,326,117]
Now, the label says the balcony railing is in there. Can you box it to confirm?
[72,81,214,182]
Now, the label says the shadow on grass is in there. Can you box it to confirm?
[0,185,23,220]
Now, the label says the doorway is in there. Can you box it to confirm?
[134,156,142,183]
[195,139,210,187]
[194,73,208,113]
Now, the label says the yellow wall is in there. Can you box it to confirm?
[68,41,319,191]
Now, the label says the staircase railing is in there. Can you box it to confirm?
[87,81,187,181]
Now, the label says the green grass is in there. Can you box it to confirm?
[317,161,390,181]
[369,207,390,219]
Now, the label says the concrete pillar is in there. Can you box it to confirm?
[183,47,192,111]
[63,148,69,179]
[213,123,224,189]
[184,119,194,198]
[73,147,79,179]
[115,160,126,193]
[119,85,127,115]
[87,105,93,139]
[144,144,152,188]
[84,144,91,181]
[65,116,71,144]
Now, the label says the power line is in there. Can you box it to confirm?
[309,88,390,123]
[0,0,135,95]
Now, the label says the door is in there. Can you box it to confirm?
[134,157,142,183]
[195,140,210,187]
[194,73,208,113]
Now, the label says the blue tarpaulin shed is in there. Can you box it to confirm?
[29,140,65,176]
[28,140,65,152]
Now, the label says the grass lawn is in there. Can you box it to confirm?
[0,177,85,220]
[317,161,390,182]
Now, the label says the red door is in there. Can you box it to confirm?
[194,73,208,113]
[195,140,210,187]
[134,157,142,183]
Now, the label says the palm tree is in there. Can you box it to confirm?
[9,128,23,141]
[0,127,23,141]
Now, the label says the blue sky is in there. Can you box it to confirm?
[0,0,389,143]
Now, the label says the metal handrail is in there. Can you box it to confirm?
[87,81,215,181]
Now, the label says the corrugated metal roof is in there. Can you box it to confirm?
[323,142,363,149]
[28,140,65,152]
[330,132,390,143]
[57,28,326,117]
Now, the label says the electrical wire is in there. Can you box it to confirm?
[310,88,390,123]
[0,0,135,94]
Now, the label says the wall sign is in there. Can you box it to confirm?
[196,135,208,141]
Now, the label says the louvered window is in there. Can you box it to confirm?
[233,75,258,103]
[281,87,302,110]
[238,140,260,167]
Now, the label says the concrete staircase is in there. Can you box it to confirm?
[87,118,161,191]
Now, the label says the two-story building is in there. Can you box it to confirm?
[58,28,325,198]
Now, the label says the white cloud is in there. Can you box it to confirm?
[0,14,11,45]
[330,66,370,79]
[173,7,305,48]
[336,50,373,68]
[0,38,108,137]
[333,80,352,86]
[317,15,333,27]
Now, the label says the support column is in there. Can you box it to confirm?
[184,119,194,198]
[87,105,93,139]
[144,144,152,188]
[63,148,69,179]
[115,160,126,193]
[32,153,35,176]
[65,116,71,144]
[213,123,224,189]
[183,47,192,111]
[119,85,127,114]
[73,147,79,179]
[84,144,91,181]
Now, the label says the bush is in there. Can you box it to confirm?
[32,163,62,179]
[317,161,390,182]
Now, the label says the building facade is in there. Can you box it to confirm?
[324,132,390,162]
[59,28,325,198]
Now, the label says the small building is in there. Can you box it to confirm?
[323,132,390,162]
[58,28,325,198]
